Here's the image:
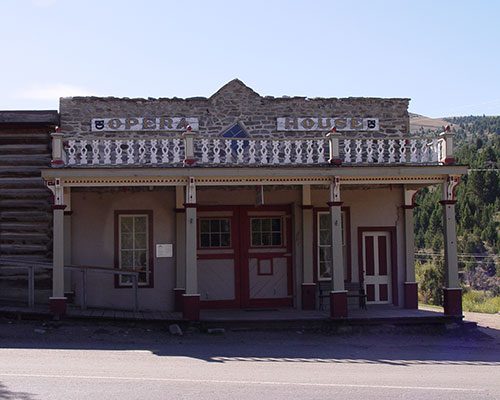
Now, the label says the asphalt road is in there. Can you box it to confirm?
[0,319,499,400]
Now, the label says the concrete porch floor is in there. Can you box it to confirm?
[0,302,463,327]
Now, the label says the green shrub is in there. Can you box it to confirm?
[462,290,500,313]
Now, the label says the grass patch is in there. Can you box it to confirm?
[463,290,500,314]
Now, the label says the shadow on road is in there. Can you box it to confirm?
[0,382,36,400]
[0,318,499,367]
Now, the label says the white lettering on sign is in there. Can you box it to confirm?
[276,117,379,131]
[91,117,199,132]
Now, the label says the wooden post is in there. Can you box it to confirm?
[183,126,197,166]
[326,128,342,165]
[50,130,65,167]
[301,185,316,310]
[403,187,419,309]
[439,125,455,165]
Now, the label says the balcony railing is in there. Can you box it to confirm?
[51,129,455,168]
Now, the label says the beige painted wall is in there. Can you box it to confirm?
[71,189,176,311]
[69,185,406,311]
[312,185,405,306]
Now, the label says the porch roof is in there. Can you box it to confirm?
[41,164,468,187]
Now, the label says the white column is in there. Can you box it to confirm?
[329,177,345,291]
[302,185,314,284]
[63,187,72,294]
[184,177,198,295]
[175,186,186,289]
[441,176,460,288]
[403,187,418,283]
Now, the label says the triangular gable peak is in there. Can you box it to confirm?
[210,79,261,103]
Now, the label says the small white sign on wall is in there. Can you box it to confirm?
[156,244,173,258]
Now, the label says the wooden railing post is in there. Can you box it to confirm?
[326,128,342,165]
[183,125,197,166]
[439,125,455,165]
[51,128,65,167]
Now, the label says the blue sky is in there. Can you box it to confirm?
[1,0,499,117]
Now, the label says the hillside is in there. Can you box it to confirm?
[409,113,453,133]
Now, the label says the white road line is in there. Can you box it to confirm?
[0,373,483,392]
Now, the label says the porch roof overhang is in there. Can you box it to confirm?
[41,165,468,187]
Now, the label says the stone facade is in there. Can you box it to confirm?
[59,79,410,139]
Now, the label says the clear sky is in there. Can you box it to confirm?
[1,0,499,117]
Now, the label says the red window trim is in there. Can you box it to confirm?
[197,217,233,250]
[114,210,154,289]
[249,216,284,249]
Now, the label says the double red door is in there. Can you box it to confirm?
[197,205,293,309]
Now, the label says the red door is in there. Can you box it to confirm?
[197,205,293,309]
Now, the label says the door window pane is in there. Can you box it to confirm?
[317,211,347,280]
[251,217,282,247]
[199,218,231,248]
[118,215,150,286]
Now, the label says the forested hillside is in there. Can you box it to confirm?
[413,116,500,310]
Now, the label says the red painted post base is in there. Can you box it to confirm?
[329,158,342,166]
[49,297,67,317]
[182,294,201,321]
[301,283,316,310]
[330,290,348,319]
[173,288,186,312]
[404,282,418,309]
[443,288,462,316]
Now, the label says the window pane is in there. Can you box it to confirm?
[221,233,230,247]
[200,233,210,248]
[320,262,331,279]
[261,232,271,246]
[134,251,147,267]
[319,229,331,246]
[134,216,147,233]
[120,217,133,233]
[200,220,210,233]
[220,219,230,233]
[320,247,332,262]
[319,214,329,230]
[138,272,147,284]
[252,232,261,246]
[121,233,134,249]
[261,219,271,231]
[272,232,282,246]
[251,219,260,231]
[271,218,281,231]
[121,250,133,267]
[210,219,220,232]
[135,233,147,249]
[210,234,220,247]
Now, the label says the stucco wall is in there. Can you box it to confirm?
[70,188,176,311]
[69,185,406,311]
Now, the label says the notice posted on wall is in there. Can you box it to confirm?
[156,244,173,258]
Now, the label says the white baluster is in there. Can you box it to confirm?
[261,140,268,164]
[68,140,76,165]
[317,139,325,163]
[138,140,146,163]
[237,140,245,163]
[201,139,209,163]
[388,140,396,163]
[283,140,291,164]
[223,140,231,163]
[91,139,100,164]
[80,140,88,165]
[306,140,313,164]
[150,139,158,164]
[249,140,256,164]
[161,139,169,163]
[410,139,417,162]
[366,139,373,163]
[103,140,111,164]
[294,140,302,163]
[172,139,181,163]
[271,141,280,164]
[344,139,351,163]
[355,139,363,163]
[398,140,406,163]
[377,140,385,163]
[126,140,135,164]
[213,139,221,163]
[115,140,123,164]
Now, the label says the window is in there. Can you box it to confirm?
[317,211,347,281]
[116,212,152,287]
[251,217,282,247]
[199,218,231,248]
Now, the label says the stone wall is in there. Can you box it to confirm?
[60,79,410,139]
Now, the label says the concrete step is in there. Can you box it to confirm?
[0,144,50,155]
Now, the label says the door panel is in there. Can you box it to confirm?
[362,231,392,304]
[198,259,235,301]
